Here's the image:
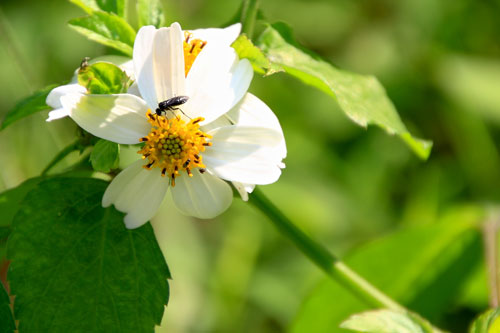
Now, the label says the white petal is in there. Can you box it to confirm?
[46,108,70,122]
[231,181,249,201]
[61,93,150,144]
[103,159,169,229]
[184,46,253,124]
[46,83,86,109]
[189,23,241,47]
[231,181,256,201]
[171,170,233,219]
[203,126,283,184]
[227,93,287,160]
[153,22,186,102]
[127,82,141,97]
[134,25,158,109]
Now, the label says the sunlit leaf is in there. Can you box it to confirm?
[340,309,437,333]
[69,11,136,56]
[0,85,57,130]
[232,34,272,74]
[0,283,15,333]
[70,0,125,16]
[469,308,500,333]
[78,61,131,94]
[256,23,432,159]
[292,207,483,333]
[90,139,120,172]
[137,0,165,28]
[7,178,170,332]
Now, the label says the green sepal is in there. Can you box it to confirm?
[90,139,120,172]
[78,61,132,94]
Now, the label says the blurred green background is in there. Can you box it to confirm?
[1,0,500,332]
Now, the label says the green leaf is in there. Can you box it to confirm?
[1,84,57,130]
[0,177,43,230]
[469,308,500,333]
[90,139,120,172]
[7,177,170,332]
[232,34,272,74]
[292,207,483,333]
[70,0,125,16]
[256,23,432,160]
[0,283,15,333]
[68,11,136,56]
[340,310,438,333]
[78,61,131,94]
[137,0,165,28]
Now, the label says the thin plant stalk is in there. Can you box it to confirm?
[249,188,404,311]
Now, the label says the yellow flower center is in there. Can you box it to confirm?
[183,32,206,77]
[138,111,212,186]
[137,32,210,185]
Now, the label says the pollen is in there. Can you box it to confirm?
[183,32,207,77]
[138,110,212,186]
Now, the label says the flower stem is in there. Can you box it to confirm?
[483,210,500,307]
[249,188,404,311]
[41,140,80,176]
[240,0,259,39]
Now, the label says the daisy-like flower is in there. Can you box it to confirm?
[56,22,286,228]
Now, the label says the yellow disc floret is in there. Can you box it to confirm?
[138,111,212,186]
[183,32,207,77]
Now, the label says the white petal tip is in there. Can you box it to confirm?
[46,108,70,122]
[124,214,148,229]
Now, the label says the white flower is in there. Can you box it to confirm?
[56,22,286,228]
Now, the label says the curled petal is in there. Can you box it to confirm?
[60,93,150,144]
[153,22,186,103]
[46,83,86,110]
[133,25,158,109]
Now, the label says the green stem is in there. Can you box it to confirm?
[249,188,404,311]
[41,140,80,176]
[240,0,259,39]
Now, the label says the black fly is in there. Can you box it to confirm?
[156,96,189,117]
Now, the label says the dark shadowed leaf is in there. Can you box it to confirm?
[0,283,15,333]
[69,11,136,56]
[90,139,120,172]
[256,23,432,159]
[1,85,57,130]
[0,177,43,230]
[7,177,170,332]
